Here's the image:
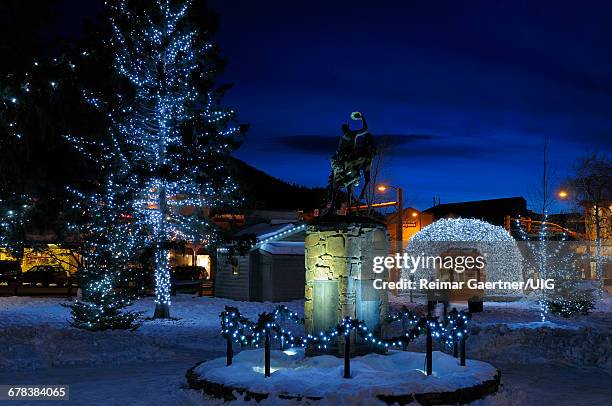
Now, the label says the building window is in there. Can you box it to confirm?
[196,254,211,279]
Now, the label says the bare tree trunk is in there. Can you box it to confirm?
[594,204,603,283]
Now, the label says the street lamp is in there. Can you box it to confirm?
[558,190,568,199]
[377,184,403,252]
[379,184,413,301]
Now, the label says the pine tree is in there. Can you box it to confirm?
[67,174,145,331]
[1,54,102,263]
[103,0,244,318]
[0,195,31,260]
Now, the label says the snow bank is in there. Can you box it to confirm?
[194,349,498,399]
[0,324,179,370]
[0,295,304,371]
[468,323,612,370]
[2,294,610,375]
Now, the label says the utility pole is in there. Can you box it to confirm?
[397,187,403,253]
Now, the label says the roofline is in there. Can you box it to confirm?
[423,196,527,212]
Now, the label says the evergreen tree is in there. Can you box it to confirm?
[100,0,244,318]
[68,174,144,331]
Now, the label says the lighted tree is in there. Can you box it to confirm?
[0,196,30,259]
[68,176,145,331]
[1,54,101,262]
[518,137,599,320]
[515,215,595,319]
[101,0,244,318]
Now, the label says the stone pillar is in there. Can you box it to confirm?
[305,217,389,356]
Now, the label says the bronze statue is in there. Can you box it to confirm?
[327,111,377,213]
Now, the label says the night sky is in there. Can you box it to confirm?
[34,1,612,210]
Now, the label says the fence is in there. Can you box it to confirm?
[220,304,471,378]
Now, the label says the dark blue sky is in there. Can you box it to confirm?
[209,0,611,211]
[51,0,611,211]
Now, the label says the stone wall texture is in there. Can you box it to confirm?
[305,220,389,354]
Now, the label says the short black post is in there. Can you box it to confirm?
[401,316,408,351]
[226,336,233,366]
[427,300,434,317]
[443,301,448,318]
[265,331,271,377]
[426,320,433,376]
[460,336,466,366]
[344,331,351,379]
[453,340,458,358]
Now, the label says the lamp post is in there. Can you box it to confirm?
[377,185,403,253]
[411,211,420,231]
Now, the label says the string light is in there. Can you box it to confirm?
[68,0,244,318]
[251,224,306,249]
[406,218,524,295]
[515,214,595,319]
[219,305,470,351]
[68,176,144,331]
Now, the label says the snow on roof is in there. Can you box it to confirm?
[257,224,297,240]
[259,241,304,255]
[234,223,296,239]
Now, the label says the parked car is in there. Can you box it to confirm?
[170,266,207,295]
[0,260,21,284]
[171,265,208,281]
[20,265,71,287]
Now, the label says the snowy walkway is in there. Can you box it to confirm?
[0,358,209,406]
[0,358,609,405]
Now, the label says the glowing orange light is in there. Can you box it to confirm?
[377,185,387,192]
[558,190,568,199]
[411,212,418,217]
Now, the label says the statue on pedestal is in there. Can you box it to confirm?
[327,112,377,214]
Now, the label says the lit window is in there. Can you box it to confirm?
[231,256,239,275]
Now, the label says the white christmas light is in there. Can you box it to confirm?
[405,218,524,295]
[68,0,243,318]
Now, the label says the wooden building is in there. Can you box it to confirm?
[215,222,306,302]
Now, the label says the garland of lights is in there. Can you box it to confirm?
[406,218,524,295]
[251,224,307,249]
[217,224,307,255]
[219,305,470,352]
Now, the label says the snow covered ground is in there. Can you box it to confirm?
[0,295,302,370]
[194,349,498,399]
[0,294,610,405]
[389,294,612,370]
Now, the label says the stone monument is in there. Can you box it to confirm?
[305,112,389,356]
